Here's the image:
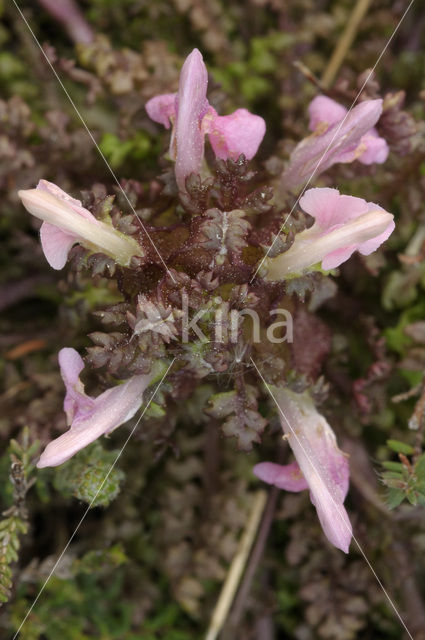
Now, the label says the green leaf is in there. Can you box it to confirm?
[387,439,414,455]
[414,453,425,475]
[241,76,270,101]
[386,489,405,509]
[206,385,267,451]
[53,442,125,508]
[206,390,238,419]
[99,132,152,169]
[382,461,405,472]
[385,300,425,352]
[99,133,133,168]
[144,402,166,419]
[406,492,418,506]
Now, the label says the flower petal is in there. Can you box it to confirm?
[37,374,151,468]
[307,98,389,166]
[58,347,85,385]
[274,388,352,552]
[39,222,77,270]
[146,50,266,191]
[265,188,394,278]
[145,93,176,129]
[19,185,99,234]
[299,187,369,230]
[253,461,308,491]
[205,108,266,161]
[321,245,357,270]
[174,48,209,190]
[308,473,352,553]
[358,214,395,256]
[308,95,347,130]
[37,180,96,220]
[358,129,389,164]
[19,182,142,267]
[58,347,93,423]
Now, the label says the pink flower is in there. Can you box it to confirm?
[19,180,142,269]
[283,97,388,190]
[254,388,352,553]
[264,187,394,279]
[37,348,153,468]
[146,49,265,191]
[308,96,388,164]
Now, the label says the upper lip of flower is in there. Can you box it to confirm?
[145,48,266,192]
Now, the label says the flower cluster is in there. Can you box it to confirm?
[17,49,396,553]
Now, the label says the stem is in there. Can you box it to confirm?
[204,490,267,640]
[322,0,372,88]
[226,487,278,630]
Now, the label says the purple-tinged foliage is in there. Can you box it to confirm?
[20,156,395,474]
[16,44,397,566]
[7,5,425,636]
[206,384,267,451]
